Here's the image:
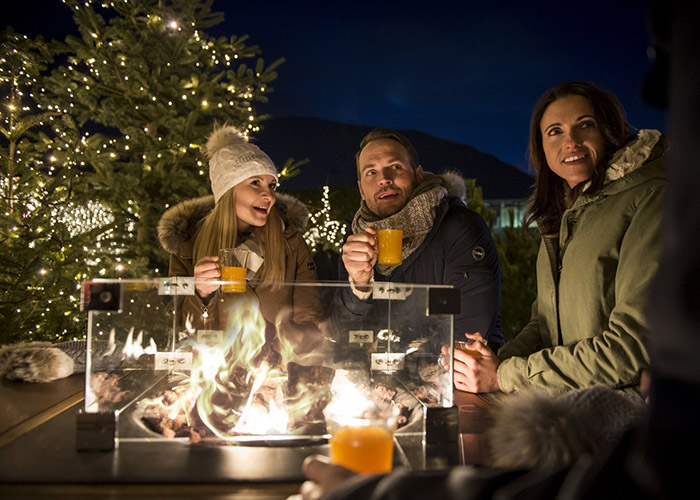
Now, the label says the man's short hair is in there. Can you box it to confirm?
[355,129,420,179]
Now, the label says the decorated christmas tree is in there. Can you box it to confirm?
[39,0,285,269]
[0,28,107,344]
[1,0,288,344]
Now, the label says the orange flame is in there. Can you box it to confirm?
[140,293,338,440]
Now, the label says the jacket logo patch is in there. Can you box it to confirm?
[472,246,485,262]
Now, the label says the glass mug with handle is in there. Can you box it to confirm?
[326,401,400,474]
[218,248,248,293]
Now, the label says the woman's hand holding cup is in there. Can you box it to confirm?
[193,255,220,298]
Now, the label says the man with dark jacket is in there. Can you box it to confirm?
[331,129,504,353]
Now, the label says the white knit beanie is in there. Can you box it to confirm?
[206,126,278,203]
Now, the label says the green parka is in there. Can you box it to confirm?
[497,130,667,395]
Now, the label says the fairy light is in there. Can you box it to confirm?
[51,200,115,237]
[303,186,347,252]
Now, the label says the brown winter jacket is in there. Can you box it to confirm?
[157,193,324,334]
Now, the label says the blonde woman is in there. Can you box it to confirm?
[158,126,323,333]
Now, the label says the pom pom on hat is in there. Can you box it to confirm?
[206,125,278,203]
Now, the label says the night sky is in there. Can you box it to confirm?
[6,0,665,173]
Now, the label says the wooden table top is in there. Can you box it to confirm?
[0,373,84,447]
[452,390,501,466]
[0,375,500,498]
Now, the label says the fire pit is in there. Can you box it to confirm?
[78,278,459,478]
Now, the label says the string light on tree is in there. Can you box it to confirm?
[303,186,347,253]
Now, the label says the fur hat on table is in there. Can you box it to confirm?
[486,385,647,471]
[0,341,122,383]
[206,125,278,204]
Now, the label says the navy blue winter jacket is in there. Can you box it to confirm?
[332,196,504,352]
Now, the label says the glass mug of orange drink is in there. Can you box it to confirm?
[218,248,248,293]
[326,402,400,474]
[376,229,403,266]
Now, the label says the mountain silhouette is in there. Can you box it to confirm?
[253,116,533,199]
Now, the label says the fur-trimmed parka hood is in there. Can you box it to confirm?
[605,129,664,183]
[437,170,468,201]
[581,129,666,195]
[158,192,309,258]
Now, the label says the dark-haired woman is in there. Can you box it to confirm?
[452,81,666,397]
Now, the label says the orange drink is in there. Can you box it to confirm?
[219,248,249,293]
[325,401,400,475]
[220,265,246,293]
[329,425,394,474]
[377,229,403,266]
[455,340,482,357]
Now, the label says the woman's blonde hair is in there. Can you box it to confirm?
[192,188,287,286]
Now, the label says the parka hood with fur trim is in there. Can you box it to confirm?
[579,129,666,195]
[157,192,309,258]
[436,170,468,200]
[605,129,664,184]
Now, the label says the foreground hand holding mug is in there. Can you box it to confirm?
[287,455,358,500]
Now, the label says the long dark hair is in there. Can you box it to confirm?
[523,81,635,234]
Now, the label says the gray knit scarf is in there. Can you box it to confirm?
[352,173,447,276]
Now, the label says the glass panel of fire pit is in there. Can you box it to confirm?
[82,278,456,445]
